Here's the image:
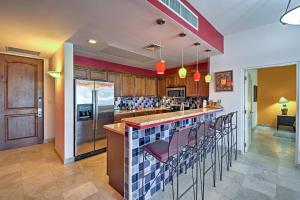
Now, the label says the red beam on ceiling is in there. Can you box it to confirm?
[147,0,224,53]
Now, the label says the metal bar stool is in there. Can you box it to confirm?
[230,111,238,165]
[142,125,195,200]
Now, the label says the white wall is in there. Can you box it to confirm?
[43,59,55,141]
[248,69,257,128]
[209,21,300,165]
[50,42,74,163]
[63,43,74,162]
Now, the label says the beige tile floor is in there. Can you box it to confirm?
[0,126,299,200]
[0,142,123,200]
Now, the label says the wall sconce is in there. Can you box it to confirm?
[48,71,61,78]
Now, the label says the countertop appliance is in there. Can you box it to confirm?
[74,79,114,160]
[167,86,186,98]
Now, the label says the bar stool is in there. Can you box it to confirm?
[188,120,211,200]
[142,125,195,200]
[229,111,238,165]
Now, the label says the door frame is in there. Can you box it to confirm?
[241,61,300,166]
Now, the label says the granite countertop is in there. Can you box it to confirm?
[114,107,171,115]
[122,107,223,128]
[104,123,125,135]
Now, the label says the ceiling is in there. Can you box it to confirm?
[1,0,294,70]
[187,0,298,35]
[0,0,219,70]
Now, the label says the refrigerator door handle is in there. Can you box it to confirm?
[92,90,96,130]
[95,90,98,130]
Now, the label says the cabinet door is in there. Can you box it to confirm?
[134,76,145,96]
[166,76,175,87]
[199,76,209,97]
[74,66,90,79]
[174,75,186,86]
[186,73,198,97]
[158,78,166,97]
[145,78,157,96]
[122,74,134,96]
[90,70,107,81]
[107,72,122,97]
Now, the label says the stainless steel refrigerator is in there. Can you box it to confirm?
[74,79,114,160]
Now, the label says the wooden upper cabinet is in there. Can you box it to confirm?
[145,78,157,96]
[74,66,90,79]
[107,72,122,97]
[186,73,198,97]
[122,74,134,96]
[134,76,145,96]
[157,78,166,97]
[90,70,107,81]
[166,76,175,87]
[199,76,209,97]
[174,75,186,86]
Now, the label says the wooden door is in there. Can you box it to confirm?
[0,54,44,150]
[107,72,122,97]
[157,78,166,97]
[134,76,145,96]
[145,78,157,96]
[122,74,134,96]
[174,75,186,86]
[90,70,107,81]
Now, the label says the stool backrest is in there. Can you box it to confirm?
[168,126,193,157]
[224,112,234,125]
[213,115,224,132]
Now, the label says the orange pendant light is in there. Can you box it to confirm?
[194,70,200,81]
[156,19,166,75]
[193,42,201,82]
[156,60,166,74]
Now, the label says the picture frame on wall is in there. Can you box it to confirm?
[215,70,233,92]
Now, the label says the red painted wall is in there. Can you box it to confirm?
[74,55,157,77]
[147,0,224,53]
[74,55,208,77]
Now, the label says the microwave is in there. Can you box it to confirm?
[166,87,186,98]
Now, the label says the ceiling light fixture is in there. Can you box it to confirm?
[204,49,212,83]
[88,39,97,44]
[156,19,166,75]
[280,0,300,25]
[193,42,201,82]
[178,33,187,79]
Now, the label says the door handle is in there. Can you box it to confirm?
[37,108,42,117]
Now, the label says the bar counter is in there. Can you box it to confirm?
[104,107,223,200]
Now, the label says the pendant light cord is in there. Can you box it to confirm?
[285,0,291,13]
[196,46,199,71]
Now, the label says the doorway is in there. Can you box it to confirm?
[243,63,298,165]
[0,54,44,150]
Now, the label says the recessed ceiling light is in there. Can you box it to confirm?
[88,39,97,44]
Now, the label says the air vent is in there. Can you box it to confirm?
[160,0,198,30]
[5,47,40,56]
[144,43,162,51]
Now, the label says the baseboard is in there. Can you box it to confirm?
[44,138,54,144]
[64,157,75,164]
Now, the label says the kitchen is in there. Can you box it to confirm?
[0,0,300,200]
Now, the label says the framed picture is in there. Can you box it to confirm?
[215,70,233,92]
[253,85,258,102]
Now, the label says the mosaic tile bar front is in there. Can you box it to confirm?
[124,111,219,200]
